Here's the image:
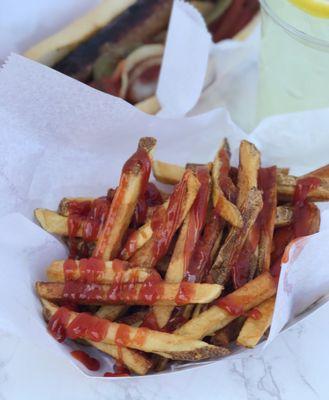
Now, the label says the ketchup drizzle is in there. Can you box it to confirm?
[183,167,210,278]
[187,212,223,283]
[71,350,101,371]
[148,171,189,267]
[270,176,321,277]
[93,147,151,259]
[67,192,114,258]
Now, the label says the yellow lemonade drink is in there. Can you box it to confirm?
[258,0,329,121]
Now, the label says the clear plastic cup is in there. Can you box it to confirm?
[258,0,329,121]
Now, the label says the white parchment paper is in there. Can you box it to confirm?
[1,0,329,378]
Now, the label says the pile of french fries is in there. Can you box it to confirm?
[34,137,329,375]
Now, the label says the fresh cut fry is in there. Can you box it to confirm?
[129,170,200,269]
[175,272,277,339]
[43,301,229,361]
[212,139,242,228]
[237,296,276,348]
[46,258,156,284]
[257,167,277,273]
[94,137,156,260]
[152,160,185,185]
[210,188,263,285]
[41,299,151,375]
[153,166,211,328]
[36,281,222,306]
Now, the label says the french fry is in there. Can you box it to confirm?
[212,139,242,228]
[210,188,263,285]
[41,299,152,375]
[210,317,246,347]
[129,170,200,269]
[175,272,277,339]
[118,221,154,260]
[58,197,94,216]
[153,166,211,328]
[257,167,277,273]
[237,296,276,348]
[234,140,261,282]
[152,160,185,185]
[35,209,70,236]
[95,305,129,321]
[271,202,320,277]
[301,164,329,180]
[46,259,156,284]
[120,200,170,260]
[36,281,223,306]
[42,301,229,361]
[94,137,156,260]
[236,140,260,208]
[277,173,329,202]
[275,205,293,227]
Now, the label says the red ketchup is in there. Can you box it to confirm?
[48,308,109,343]
[183,167,210,280]
[103,372,130,377]
[217,297,244,317]
[270,176,321,278]
[186,212,223,283]
[93,147,151,259]
[71,350,101,371]
[247,308,262,320]
[175,282,196,305]
[148,172,189,268]
[67,193,114,258]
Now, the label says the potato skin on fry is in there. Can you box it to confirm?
[175,272,277,339]
[94,138,155,261]
[210,188,263,285]
[42,300,228,361]
[36,281,222,306]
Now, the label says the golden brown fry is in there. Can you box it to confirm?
[210,188,263,285]
[212,140,242,228]
[257,167,277,273]
[41,299,151,375]
[152,160,185,185]
[34,209,71,236]
[236,140,260,208]
[129,170,200,269]
[36,281,223,306]
[42,300,229,361]
[277,173,329,202]
[120,201,169,260]
[35,208,155,245]
[46,259,155,284]
[95,305,129,321]
[58,197,94,216]
[153,166,211,328]
[94,137,156,260]
[275,205,293,227]
[301,164,329,180]
[237,296,276,348]
[175,272,277,339]
[210,317,246,347]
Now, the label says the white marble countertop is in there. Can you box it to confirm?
[1,301,328,400]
